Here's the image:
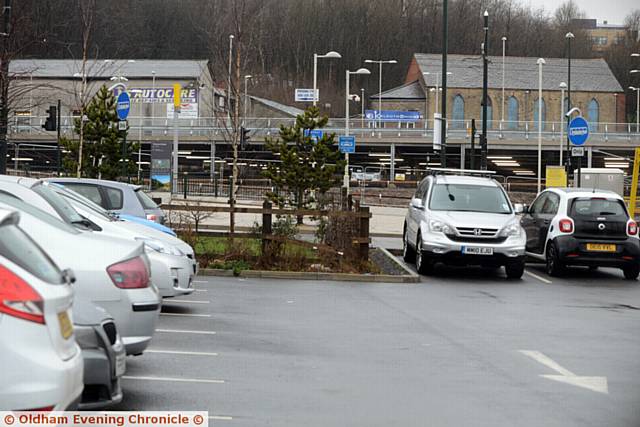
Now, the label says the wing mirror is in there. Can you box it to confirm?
[514,203,528,214]
[62,268,76,285]
[410,198,424,210]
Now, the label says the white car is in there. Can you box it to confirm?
[0,209,84,410]
[0,192,160,355]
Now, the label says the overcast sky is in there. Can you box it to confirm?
[523,0,637,24]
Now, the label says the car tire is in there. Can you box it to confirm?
[623,264,640,280]
[505,261,525,280]
[545,242,565,277]
[415,239,435,275]
[403,226,416,263]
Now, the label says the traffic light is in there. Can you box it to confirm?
[240,126,250,150]
[42,105,57,131]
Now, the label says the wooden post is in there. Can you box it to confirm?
[262,200,272,255]
[359,206,370,262]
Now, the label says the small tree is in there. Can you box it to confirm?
[61,85,137,179]
[263,107,345,211]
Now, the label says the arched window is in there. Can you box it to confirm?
[452,94,465,128]
[588,98,599,131]
[481,97,493,129]
[507,96,519,129]
[533,98,546,130]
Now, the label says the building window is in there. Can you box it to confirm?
[533,98,546,129]
[452,94,464,128]
[481,96,493,129]
[588,98,599,131]
[592,36,608,46]
[507,96,518,129]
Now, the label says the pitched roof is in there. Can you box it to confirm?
[9,59,209,79]
[414,53,623,93]
[371,81,425,100]
[250,95,304,117]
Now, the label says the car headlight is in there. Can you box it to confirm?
[429,219,453,234]
[169,245,184,256]
[74,325,99,349]
[136,237,186,256]
[499,220,522,237]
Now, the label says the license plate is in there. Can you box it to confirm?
[586,243,616,252]
[115,352,126,377]
[58,311,73,340]
[462,246,494,255]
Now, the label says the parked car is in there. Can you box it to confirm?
[403,169,526,278]
[0,192,160,355]
[118,213,177,237]
[74,299,126,409]
[0,208,84,410]
[520,188,640,279]
[47,178,165,224]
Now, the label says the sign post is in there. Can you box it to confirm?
[116,92,131,181]
[172,83,181,193]
[568,116,589,187]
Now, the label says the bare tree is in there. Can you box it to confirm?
[76,0,96,177]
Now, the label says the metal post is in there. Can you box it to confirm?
[345,70,350,190]
[56,99,61,175]
[501,36,506,124]
[172,106,179,193]
[441,0,448,168]
[565,33,574,177]
[480,11,489,170]
[227,35,233,123]
[559,85,565,165]
[361,88,365,131]
[537,58,545,193]
[390,144,395,182]
[121,126,127,181]
[470,118,476,170]
[313,54,318,107]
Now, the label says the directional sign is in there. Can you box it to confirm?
[304,129,323,142]
[116,92,131,121]
[365,110,421,122]
[568,116,589,146]
[339,135,356,154]
[295,89,319,102]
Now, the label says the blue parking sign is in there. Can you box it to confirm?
[339,135,356,153]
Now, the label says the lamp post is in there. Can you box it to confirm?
[361,88,365,130]
[559,81,567,165]
[423,71,451,117]
[501,36,507,126]
[313,51,341,106]
[243,75,252,126]
[345,68,371,190]
[227,35,234,123]
[565,32,574,175]
[480,10,489,170]
[630,86,640,136]
[364,59,397,136]
[537,58,545,193]
[441,0,449,167]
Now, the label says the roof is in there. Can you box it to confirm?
[9,59,209,79]
[250,95,304,117]
[372,81,425,100]
[413,54,623,93]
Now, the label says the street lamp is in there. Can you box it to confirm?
[501,36,507,125]
[423,71,451,115]
[559,81,567,165]
[227,35,234,121]
[565,31,575,173]
[345,67,371,190]
[536,58,545,193]
[630,86,640,135]
[313,51,341,106]
[243,75,252,126]
[480,10,489,170]
[365,59,397,135]
[151,70,156,120]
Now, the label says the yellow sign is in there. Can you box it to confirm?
[545,166,567,188]
[629,147,640,217]
[173,83,182,109]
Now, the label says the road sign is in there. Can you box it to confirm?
[365,110,421,122]
[118,120,127,131]
[546,166,567,187]
[304,129,323,142]
[295,89,319,102]
[568,116,589,146]
[571,146,585,157]
[116,92,131,120]
[339,135,356,153]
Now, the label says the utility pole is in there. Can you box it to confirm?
[441,0,448,167]
[480,11,489,170]
[0,0,12,175]
[56,99,61,175]
[565,32,574,178]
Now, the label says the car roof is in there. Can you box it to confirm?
[546,187,622,199]
[432,175,500,187]
[49,177,141,191]
[0,174,38,187]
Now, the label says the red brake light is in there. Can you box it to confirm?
[559,218,574,233]
[107,256,150,289]
[20,406,54,411]
[0,265,45,324]
[628,220,638,236]
[146,214,157,222]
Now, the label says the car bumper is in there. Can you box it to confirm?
[148,252,195,298]
[555,236,640,267]
[420,231,526,266]
[77,348,123,410]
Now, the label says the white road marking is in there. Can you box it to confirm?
[167,299,210,304]
[155,329,216,335]
[146,349,218,356]
[525,270,552,284]
[195,289,208,292]
[160,313,211,318]
[519,350,608,394]
[123,375,224,384]
[209,416,233,421]
[193,280,209,284]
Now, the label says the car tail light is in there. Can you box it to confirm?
[146,214,157,222]
[628,220,638,236]
[0,265,45,324]
[20,406,54,411]
[559,218,574,234]
[106,256,149,289]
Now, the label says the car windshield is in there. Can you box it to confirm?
[429,183,512,214]
[0,193,80,235]
[135,188,159,210]
[0,223,64,284]
[570,198,628,218]
[31,182,86,225]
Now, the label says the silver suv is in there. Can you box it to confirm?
[403,170,526,278]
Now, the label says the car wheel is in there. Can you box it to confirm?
[505,260,525,279]
[545,242,565,277]
[415,239,435,275]
[403,226,416,263]
[623,263,640,280]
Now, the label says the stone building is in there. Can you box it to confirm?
[372,53,625,131]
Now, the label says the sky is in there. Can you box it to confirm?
[524,0,637,24]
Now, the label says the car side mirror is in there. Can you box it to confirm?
[410,198,424,210]
[62,268,76,284]
[514,203,526,214]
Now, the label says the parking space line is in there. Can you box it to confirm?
[193,280,209,284]
[123,375,224,384]
[160,313,212,318]
[209,416,233,421]
[525,270,552,284]
[195,289,208,292]
[166,299,210,304]
[155,329,217,335]
[146,349,218,356]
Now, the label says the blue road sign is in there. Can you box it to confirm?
[304,129,323,142]
[339,135,356,154]
[568,116,589,146]
[116,92,131,121]
[365,110,421,122]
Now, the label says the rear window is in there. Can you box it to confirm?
[570,198,628,218]
[63,184,104,207]
[135,189,159,210]
[0,223,64,284]
[103,187,124,209]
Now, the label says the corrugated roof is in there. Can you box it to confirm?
[415,54,623,93]
[371,81,425,100]
[250,95,304,117]
[9,59,209,79]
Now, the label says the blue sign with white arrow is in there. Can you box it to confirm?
[116,92,131,121]
[339,135,356,154]
[568,116,589,146]
[304,129,323,142]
